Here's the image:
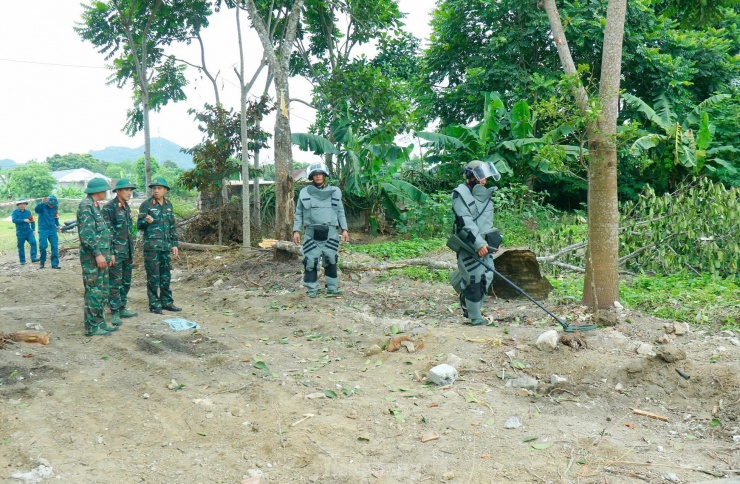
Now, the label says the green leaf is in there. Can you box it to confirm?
[510,360,526,369]
[385,396,397,402]
[390,325,399,334]
[710,418,721,427]
[324,390,338,399]
[253,360,269,371]
[101,356,109,360]
[522,436,539,442]
[531,443,552,450]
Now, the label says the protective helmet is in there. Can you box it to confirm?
[47,195,58,207]
[463,160,501,182]
[148,176,170,189]
[113,178,137,191]
[306,162,329,181]
[15,198,28,206]
[84,177,110,194]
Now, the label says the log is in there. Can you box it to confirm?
[179,242,231,252]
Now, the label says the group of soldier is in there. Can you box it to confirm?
[12,158,501,335]
[76,176,180,337]
[11,196,63,269]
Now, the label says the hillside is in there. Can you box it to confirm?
[0,159,17,169]
[89,137,193,169]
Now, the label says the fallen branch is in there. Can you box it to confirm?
[179,242,231,252]
[630,407,669,422]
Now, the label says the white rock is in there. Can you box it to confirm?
[729,338,740,347]
[673,323,689,335]
[504,349,516,358]
[508,376,538,391]
[535,330,559,351]
[615,383,624,391]
[636,343,655,356]
[304,392,326,400]
[613,301,623,310]
[142,393,150,399]
[213,279,224,288]
[428,364,459,386]
[550,374,567,384]
[11,465,53,484]
[716,346,728,353]
[247,468,264,478]
[504,417,522,429]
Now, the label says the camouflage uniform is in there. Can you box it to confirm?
[103,197,134,312]
[77,195,112,333]
[137,196,178,310]
[293,184,348,294]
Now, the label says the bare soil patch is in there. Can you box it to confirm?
[1,247,739,483]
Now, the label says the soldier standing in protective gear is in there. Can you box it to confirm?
[12,199,38,265]
[77,178,118,336]
[137,177,181,314]
[35,195,62,269]
[451,160,502,326]
[292,162,349,298]
[103,178,139,325]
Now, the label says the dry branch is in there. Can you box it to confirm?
[179,242,231,252]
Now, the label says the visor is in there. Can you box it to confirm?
[472,162,501,181]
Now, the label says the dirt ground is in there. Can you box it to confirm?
[1,244,739,484]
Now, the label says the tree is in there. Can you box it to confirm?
[419,0,740,127]
[242,0,305,242]
[540,0,738,308]
[133,156,160,189]
[77,0,211,193]
[8,162,57,199]
[45,153,98,171]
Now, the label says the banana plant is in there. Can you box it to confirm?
[622,92,735,174]
[292,120,427,232]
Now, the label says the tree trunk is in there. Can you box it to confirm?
[253,142,262,233]
[273,73,294,242]
[236,4,251,253]
[142,91,152,196]
[542,0,626,309]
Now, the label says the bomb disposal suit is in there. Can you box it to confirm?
[451,161,501,325]
[292,162,348,296]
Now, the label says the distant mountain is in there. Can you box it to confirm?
[0,159,17,169]
[89,137,193,169]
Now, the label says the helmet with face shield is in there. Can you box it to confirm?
[463,160,501,182]
[306,162,330,181]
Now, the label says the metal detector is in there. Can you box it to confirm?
[447,234,598,332]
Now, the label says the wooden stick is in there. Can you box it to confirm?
[179,241,231,252]
[630,408,669,422]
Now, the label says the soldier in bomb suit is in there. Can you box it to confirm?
[77,177,118,336]
[292,162,349,298]
[103,178,139,325]
[451,160,502,326]
[137,177,181,314]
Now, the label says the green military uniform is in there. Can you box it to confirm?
[293,163,348,297]
[450,161,502,325]
[137,177,179,312]
[103,179,137,319]
[77,178,115,336]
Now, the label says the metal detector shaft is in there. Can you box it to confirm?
[470,246,598,332]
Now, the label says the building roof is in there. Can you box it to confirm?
[51,168,111,183]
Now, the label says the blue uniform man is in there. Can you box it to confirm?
[11,199,38,265]
[35,195,62,269]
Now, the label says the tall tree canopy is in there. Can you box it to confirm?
[76,0,211,192]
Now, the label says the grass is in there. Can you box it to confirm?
[549,271,740,328]
[0,211,77,254]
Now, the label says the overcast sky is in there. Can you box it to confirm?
[0,1,434,165]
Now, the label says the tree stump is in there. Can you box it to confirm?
[490,249,553,300]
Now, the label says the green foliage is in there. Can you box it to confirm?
[133,156,160,189]
[396,192,451,238]
[622,273,740,325]
[7,162,57,199]
[57,186,86,199]
[389,267,450,284]
[348,238,447,261]
[621,178,740,277]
